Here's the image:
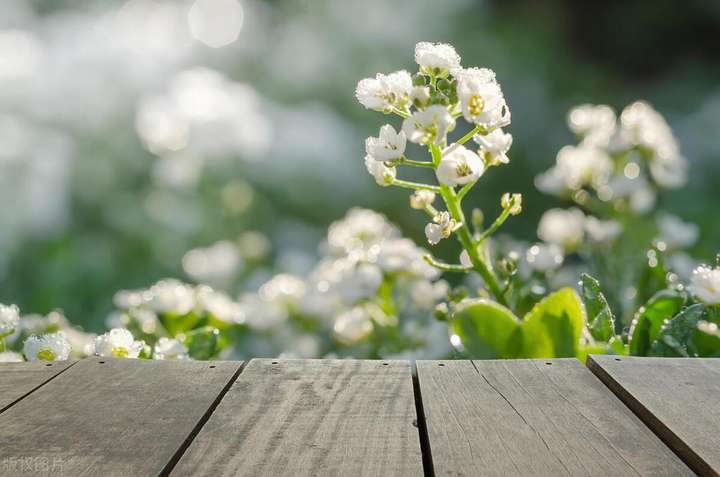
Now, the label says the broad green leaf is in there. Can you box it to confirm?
[182,326,221,360]
[522,288,585,358]
[628,290,686,356]
[694,329,720,357]
[651,304,705,357]
[451,299,522,359]
[161,311,202,336]
[580,274,615,341]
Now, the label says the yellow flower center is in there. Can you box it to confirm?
[455,161,472,177]
[37,349,57,361]
[468,95,485,116]
[112,347,129,358]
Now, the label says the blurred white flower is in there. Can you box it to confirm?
[152,337,189,360]
[410,86,431,106]
[23,332,71,361]
[657,213,699,250]
[436,144,484,186]
[0,303,20,336]
[538,145,613,193]
[259,274,306,306]
[456,67,510,129]
[94,328,144,359]
[584,217,622,244]
[537,208,586,250]
[238,293,288,331]
[62,327,97,357]
[376,238,438,279]
[474,128,512,165]
[567,104,616,146]
[0,30,43,81]
[689,265,720,305]
[355,70,412,111]
[402,105,455,145]
[525,243,564,273]
[410,280,449,310]
[409,190,436,210]
[424,211,456,245]
[188,0,244,48]
[334,306,373,345]
[195,286,244,323]
[364,154,396,186]
[148,279,196,315]
[0,351,23,362]
[326,208,399,258]
[365,124,406,161]
[182,240,243,288]
[334,262,383,304]
[414,42,461,75]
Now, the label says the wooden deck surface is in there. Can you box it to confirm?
[0,356,715,476]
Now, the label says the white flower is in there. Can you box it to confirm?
[414,42,461,75]
[0,303,20,337]
[409,190,436,210]
[584,217,622,244]
[94,328,144,358]
[237,293,288,331]
[411,280,449,310]
[0,351,23,362]
[364,154,396,186]
[258,274,306,306]
[23,332,71,361]
[474,128,512,165]
[436,144,484,186]
[410,86,431,106]
[196,286,244,323]
[567,104,617,146]
[537,208,586,250]
[556,145,613,190]
[148,279,196,315]
[334,306,373,345]
[456,68,510,128]
[334,262,383,304]
[182,241,243,287]
[376,238,439,279]
[152,337,189,360]
[326,208,399,257]
[689,265,720,305]
[657,213,699,250]
[402,105,455,146]
[424,211,457,245]
[629,186,657,214]
[525,243,564,273]
[365,124,406,161]
[355,70,412,111]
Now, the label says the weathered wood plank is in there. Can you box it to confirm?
[0,360,76,413]
[588,355,720,476]
[417,359,692,476]
[0,357,242,476]
[171,359,423,477]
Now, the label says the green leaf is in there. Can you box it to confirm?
[450,299,522,359]
[651,304,705,357]
[182,326,221,360]
[629,290,686,356]
[522,288,585,358]
[580,274,615,341]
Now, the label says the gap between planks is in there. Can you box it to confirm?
[0,360,78,416]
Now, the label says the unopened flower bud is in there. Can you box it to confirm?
[501,192,522,215]
[410,190,436,209]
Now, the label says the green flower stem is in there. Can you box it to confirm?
[391,107,410,118]
[455,125,481,146]
[423,255,471,273]
[477,208,513,243]
[429,144,507,306]
[457,180,477,202]
[423,204,439,218]
[0,338,5,352]
[391,178,441,193]
[398,156,435,168]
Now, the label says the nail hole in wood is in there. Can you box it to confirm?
[438,363,445,367]
[45,363,52,367]
[98,361,105,364]
[615,358,622,361]
[209,365,216,368]
[545,362,552,365]
[271,361,278,364]
[382,363,389,366]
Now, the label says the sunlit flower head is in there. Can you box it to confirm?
[23,332,71,361]
[148,279,196,315]
[456,67,510,129]
[475,128,512,165]
[152,337,189,360]
[409,190,436,210]
[436,144,484,186]
[584,217,622,244]
[425,211,457,245]
[402,105,456,146]
[656,213,699,250]
[334,306,373,345]
[0,303,20,337]
[326,208,399,257]
[364,154,396,186]
[567,104,616,146]
[689,265,720,305]
[94,328,144,359]
[537,208,586,250]
[0,351,23,362]
[525,243,564,273]
[414,42,461,76]
[365,124,406,162]
[355,70,412,112]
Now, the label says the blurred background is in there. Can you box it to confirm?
[0,0,718,332]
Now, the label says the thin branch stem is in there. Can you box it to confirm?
[477,208,512,243]
[423,255,471,273]
[391,107,410,118]
[455,125,481,146]
[391,178,441,193]
[398,157,435,168]
[457,181,477,202]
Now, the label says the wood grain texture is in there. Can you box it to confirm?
[0,360,75,413]
[417,359,692,477]
[171,359,423,477]
[0,357,242,477]
[588,355,720,477]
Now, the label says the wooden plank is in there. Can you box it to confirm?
[588,355,720,476]
[171,359,423,476]
[417,359,692,476]
[0,360,76,413]
[0,357,242,476]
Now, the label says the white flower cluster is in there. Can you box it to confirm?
[236,208,446,348]
[536,102,687,213]
[689,265,720,306]
[0,303,20,337]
